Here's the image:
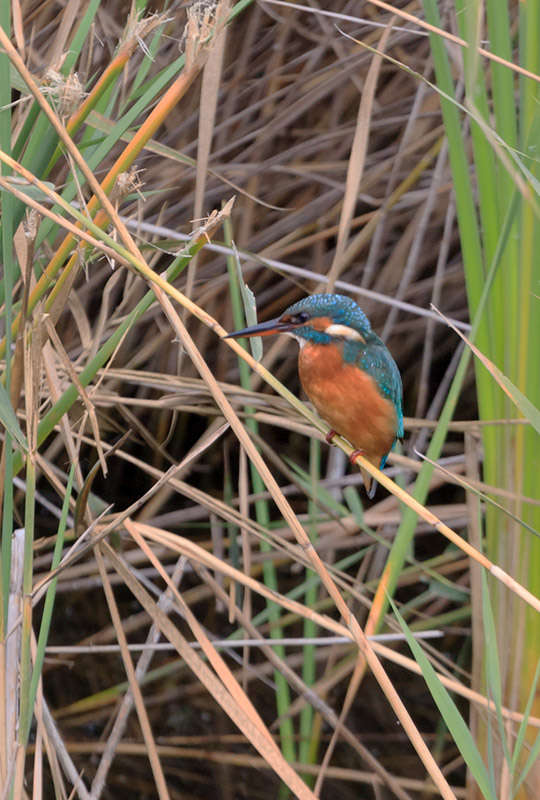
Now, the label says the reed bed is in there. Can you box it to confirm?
[1,1,539,798]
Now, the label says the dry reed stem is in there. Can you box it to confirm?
[33,508,540,726]
[123,523,540,730]
[126,522,276,747]
[100,250,539,614]
[43,318,106,476]
[370,467,540,613]
[0,530,24,794]
[149,291,457,797]
[326,17,394,292]
[100,536,319,800]
[88,556,186,798]
[265,0,540,83]
[28,738,469,797]
[193,563,415,800]
[93,546,170,800]
[0,27,142,260]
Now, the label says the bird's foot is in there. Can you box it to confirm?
[349,448,365,465]
[325,429,337,445]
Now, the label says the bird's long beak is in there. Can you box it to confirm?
[224,317,295,339]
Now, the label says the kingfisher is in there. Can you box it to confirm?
[226,293,403,498]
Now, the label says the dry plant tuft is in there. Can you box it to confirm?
[42,68,86,119]
[182,0,222,69]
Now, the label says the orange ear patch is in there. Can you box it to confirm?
[308,316,334,332]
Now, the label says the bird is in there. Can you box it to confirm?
[225,293,403,498]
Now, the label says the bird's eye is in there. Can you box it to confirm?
[295,312,310,324]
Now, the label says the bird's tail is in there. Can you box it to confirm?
[360,467,378,499]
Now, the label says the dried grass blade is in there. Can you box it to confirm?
[196,563,415,800]
[187,0,231,300]
[101,539,318,800]
[126,520,276,747]
[434,306,540,436]
[135,522,348,636]
[44,317,107,475]
[89,557,187,799]
[326,18,394,291]
[94,545,171,800]
[143,292,458,795]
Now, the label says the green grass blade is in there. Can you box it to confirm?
[0,381,27,449]
[224,217,295,763]
[233,242,262,362]
[0,0,16,635]
[26,465,76,742]
[299,437,320,778]
[441,312,540,435]
[390,596,494,798]
[481,572,512,766]
[60,0,102,74]
[10,228,211,477]
[511,658,540,780]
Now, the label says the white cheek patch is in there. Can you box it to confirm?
[288,332,307,349]
[324,323,365,342]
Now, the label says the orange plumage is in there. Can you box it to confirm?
[298,342,397,492]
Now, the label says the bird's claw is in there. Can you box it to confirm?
[349,448,365,465]
[325,429,337,444]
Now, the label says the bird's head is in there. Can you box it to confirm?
[225,293,374,347]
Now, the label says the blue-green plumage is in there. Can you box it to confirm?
[285,294,372,338]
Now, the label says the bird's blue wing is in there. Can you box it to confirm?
[352,343,404,441]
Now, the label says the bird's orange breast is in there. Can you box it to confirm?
[298,342,397,466]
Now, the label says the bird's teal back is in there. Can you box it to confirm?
[345,334,404,447]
